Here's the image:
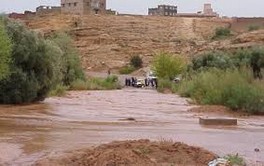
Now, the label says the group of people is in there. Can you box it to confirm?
[125,77,136,87]
[125,77,158,88]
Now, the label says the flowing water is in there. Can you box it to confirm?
[0,89,264,165]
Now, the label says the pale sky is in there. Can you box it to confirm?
[1,0,264,17]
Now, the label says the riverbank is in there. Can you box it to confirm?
[0,89,263,165]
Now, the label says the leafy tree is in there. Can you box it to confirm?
[190,51,234,71]
[152,53,186,80]
[0,19,12,80]
[250,47,264,79]
[0,21,59,104]
[49,33,85,86]
[0,19,86,104]
[190,48,264,79]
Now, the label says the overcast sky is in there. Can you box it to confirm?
[1,0,264,17]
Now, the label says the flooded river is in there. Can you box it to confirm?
[0,89,264,165]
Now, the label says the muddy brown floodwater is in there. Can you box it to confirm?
[0,89,264,165]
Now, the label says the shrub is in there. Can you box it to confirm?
[130,55,143,68]
[119,66,136,74]
[250,47,264,79]
[0,18,12,80]
[152,53,186,80]
[248,25,260,31]
[178,68,264,114]
[157,79,178,93]
[49,84,68,97]
[70,79,88,90]
[190,51,234,71]
[71,76,121,91]
[224,154,245,166]
[0,21,60,104]
[49,32,85,86]
[190,47,264,79]
[212,27,231,39]
[0,20,85,103]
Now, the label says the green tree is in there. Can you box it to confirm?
[152,53,186,80]
[0,21,59,104]
[49,33,85,86]
[0,19,12,80]
[190,51,234,71]
[250,47,264,79]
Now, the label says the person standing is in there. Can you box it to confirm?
[107,69,111,76]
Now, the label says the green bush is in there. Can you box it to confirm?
[0,19,85,104]
[152,53,186,80]
[70,79,87,90]
[190,47,264,79]
[157,79,178,93]
[119,66,136,74]
[49,84,68,97]
[224,154,246,166]
[71,76,121,91]
[0,21,60,104]
[0,18,12,80]
[248,25,260,31]
[130,55,143,68]
[212,27,231,39]
[87,76,121,90]
[178,68,264,114]
[49,32,85,86]
[190,51,234,71]
[250,47,264,79]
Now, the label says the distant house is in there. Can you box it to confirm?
[8,13,26,19]
[36,6,61,15]
[148,3,219,18]
[61,0,106,15]
[148,5,178,16]
[203,4,218,17]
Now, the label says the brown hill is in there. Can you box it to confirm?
[24,14,264,72]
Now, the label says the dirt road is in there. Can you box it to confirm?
[0,89,264,165]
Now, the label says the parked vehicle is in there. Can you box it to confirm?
[135,79,144,88]
[173,77,181,83]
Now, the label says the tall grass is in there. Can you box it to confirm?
[157,79,178,93]
[119,66,136,74]
[178,68,264,114]
[71,76,121,90]
[49,84,69,97]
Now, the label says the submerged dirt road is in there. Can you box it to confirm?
[0,89,264,165]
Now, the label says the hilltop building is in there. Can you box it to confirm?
[203,4,218,17]
[148,5,178,16]
[36,6,61,15]
[148,3,219,18]
[61,0,106,15]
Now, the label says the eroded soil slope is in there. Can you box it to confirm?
[24,14,264,71]
[36,139,217,166]
[24,14,228,71]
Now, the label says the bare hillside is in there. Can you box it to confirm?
[24,14,264,72]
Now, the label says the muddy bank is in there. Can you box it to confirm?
[36,139,217,166]
[0,89,264,165]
